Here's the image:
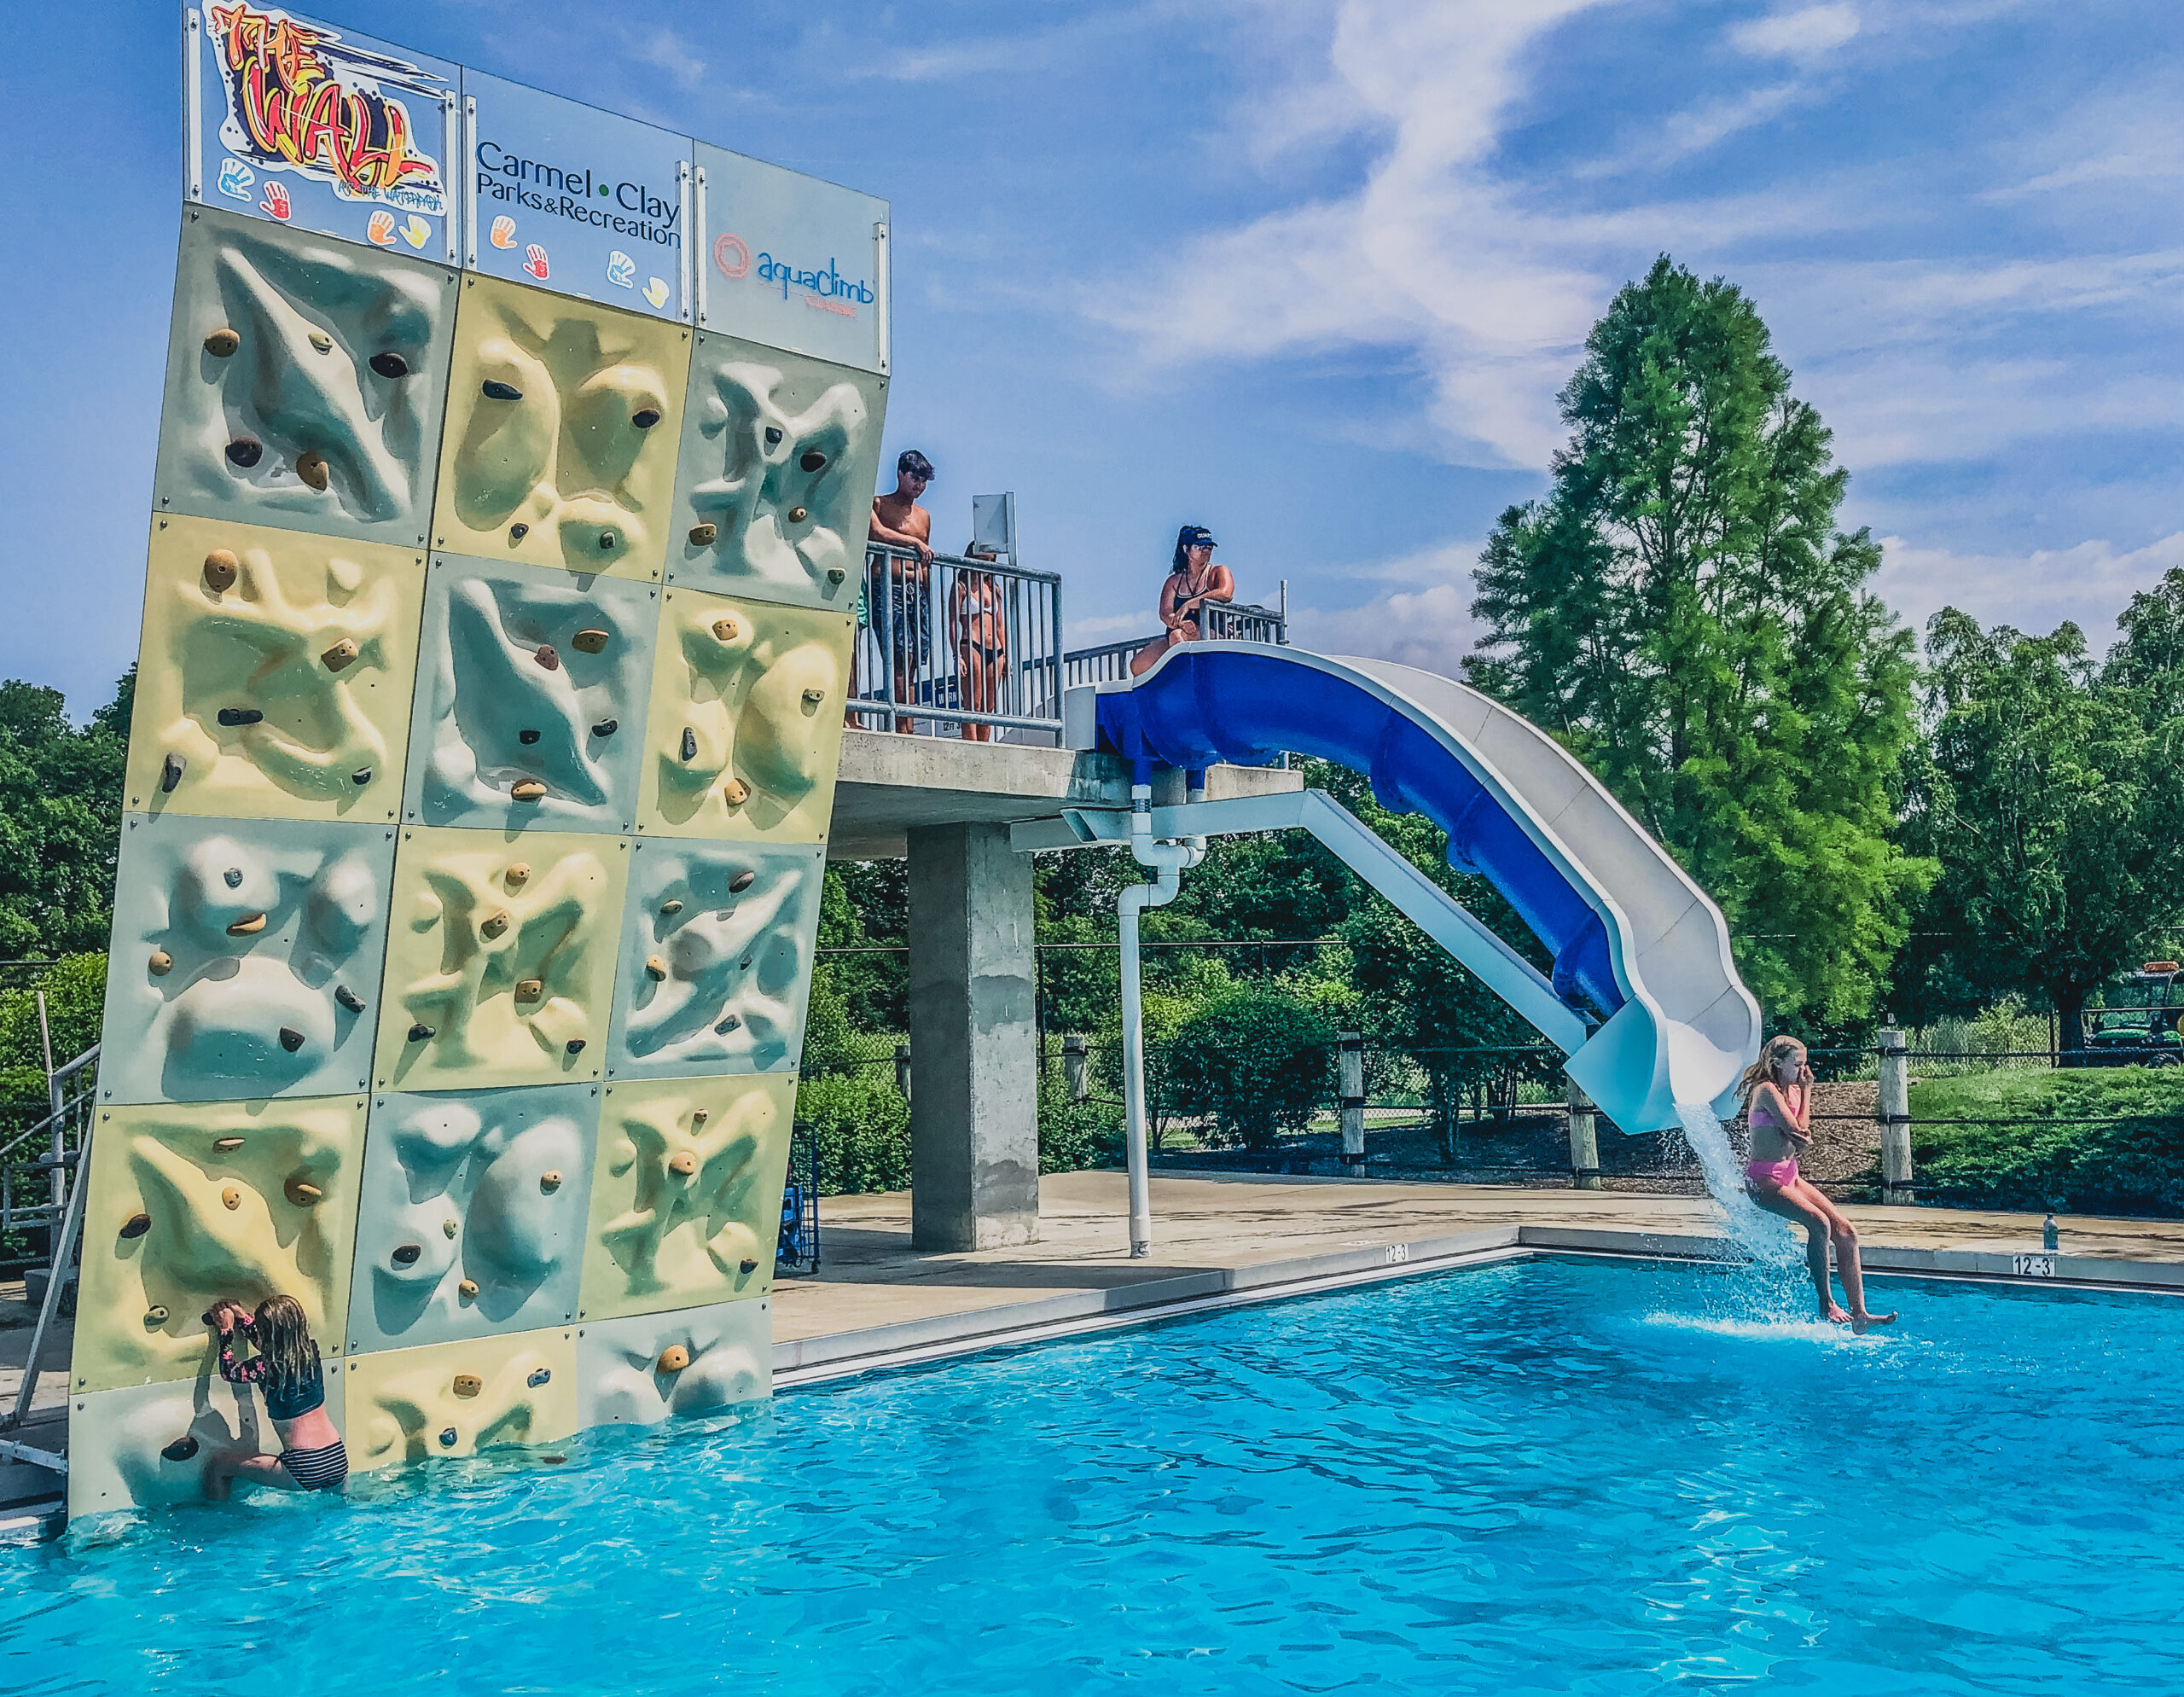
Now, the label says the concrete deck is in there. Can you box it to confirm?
[828,730,1302,858]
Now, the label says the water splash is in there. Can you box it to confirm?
[1673,1100,1800,1270]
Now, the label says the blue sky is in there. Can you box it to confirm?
[3,0,2178,715]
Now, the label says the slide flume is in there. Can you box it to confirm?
[1086,642,1761,1133]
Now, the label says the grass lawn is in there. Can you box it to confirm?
[1908,1066,2184,1216]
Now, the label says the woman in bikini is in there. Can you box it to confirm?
[1741,1035,1896,1332]
[950,548,1008,741]
[1130,526,1234,677]
[203,1293,349,1498]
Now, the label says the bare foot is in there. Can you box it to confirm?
[1850,1311,1897,1334]
[1822,1302,1850,1324]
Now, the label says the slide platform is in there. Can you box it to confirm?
[1083,642,1761,1131]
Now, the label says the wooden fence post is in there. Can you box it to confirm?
[1339,1033,1365,1170]
[1062,1033,1088,1101]
[1566,1077,1601,1191]
[1878,1027,1912,1204]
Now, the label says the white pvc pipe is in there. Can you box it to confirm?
[1118,783,1205,1257]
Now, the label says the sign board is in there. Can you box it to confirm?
[973,492,1018,566]
[186,3,460,262]
[462,69,692,322]
[694,142,889,375]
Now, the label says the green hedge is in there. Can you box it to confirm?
[1909,1067,2184,1215]
[1164,983,1336,1152]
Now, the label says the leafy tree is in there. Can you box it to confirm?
[1466,257,1928,1026]
[1163,982,1334,1150]
[1905,605,2184,1049]
[0,670,132,957]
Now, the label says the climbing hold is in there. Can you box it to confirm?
[308,330,333,353]
[688,522,718,546]
[226,438,263,468]
[534,644,560,671]
[480,910,511,939]
[564,1038,586,1055]
[278,1026,305,1053]
[161,753,186,793]
[119,1212,152,1240]
[218,706,264,727]
[591,718,618,738]
[660,899,682,914]
[295,450,329,491]
[646,956,668,980]
[799,450,828,473]
[722,779,750,805]
[632,407,662,429]
[540,1170,563,1194]
[369,351,410,379]
[514,979,543,1004]
[162,1434,201,1462]
[509,522,529,542]
[351,766,371,786]
[453,1374,482,1398]
[711,617,739,642]
[226,913,267,936]
[220,1184,241,1212]
[827,567,847,584]
[714,1015,741,1035]
[443,1218,459,1238]
[572,628,610,654]
[690,1109,709,1128]
[392,1243,421,1265]
[729,869,756,893]
[334,984,364,1014]
[439,1427,458,1447]
[505,863,531,886]
[212,1138,245,1155]
[740,1258,758,1276]
[511,779,548,801]
[458,1279,479,1299]
[285,1178,322,1206]
[407,1021,434,1042]
[203,327,240,357]
[764,427,783,446]
[668,1150,697,1176]
[787,507,808,524]
[520,729,545,748]
[148,949,173,976]
[680,727,697,761]
[527,1368,552,1387]
[203,549,239,590]
[483,379,523,401]
[656,1345,691,1373]
[322,638,359,671]
[146,1305,169,1324]
[598,530,618,552]
[802,687,826,705]
[224,868,243,888]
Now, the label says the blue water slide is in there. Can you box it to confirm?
[1089,643,1761,1131]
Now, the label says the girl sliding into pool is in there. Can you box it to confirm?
[202,1294,349,1498]
[1740,1037,1897,1333]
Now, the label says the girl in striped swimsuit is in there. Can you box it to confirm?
[1741,1036,1897,1333]
[204,1294,349,1497]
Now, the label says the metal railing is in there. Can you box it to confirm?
[1,1043,97,1261]
[851,543,1066,740]
[1060,601,1290,689]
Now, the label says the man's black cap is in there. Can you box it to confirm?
[899,450,935,481]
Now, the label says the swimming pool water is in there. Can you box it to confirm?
[4,1258,2181,1695]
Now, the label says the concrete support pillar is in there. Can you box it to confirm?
[1878,1026,1912,1205]
[906,822,1040,1250]
[1567,1076,1601,1190]
[1338,1033,1366,1169]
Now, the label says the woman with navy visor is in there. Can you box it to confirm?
[1130,525,1234,677]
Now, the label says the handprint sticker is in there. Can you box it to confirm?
[367,210,396,247]
[259,182,292,221]
[606,251,636,289]
[491,216,517,250]
[524,244,550,281]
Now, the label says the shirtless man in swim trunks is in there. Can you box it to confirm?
[868,450,936,733]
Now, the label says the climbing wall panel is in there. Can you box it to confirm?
[71,1095,366,1394]
[404,556,659,833]
[73,20,888,1518]
[346,1084,599,1353]
[343,1326,578,1470]
[579,1073,795,1322]
[154,205,458,548]
[125,513,424,822]
[431,275,691,580]
[609,840,825,1079]
[666,332,887,614]
[636,590,854,842]
[98,816,395,1106]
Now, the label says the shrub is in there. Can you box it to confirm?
[1164,983,1335,1150]
[1039,1066,1120,1173]
[0,952,107,1101]
[795,1066,911,1194]
[1908,1066,2184,1215]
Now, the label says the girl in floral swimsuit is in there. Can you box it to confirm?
[1740,1036,1896,1332]
[205,1293,349,1496]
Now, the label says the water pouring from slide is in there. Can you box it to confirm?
[1673,1101,1800,1270]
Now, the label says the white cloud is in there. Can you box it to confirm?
[1728,4,1861,61]
[630,28,706,92]
[1876,532,2184,647]
[1290,539,1489,669]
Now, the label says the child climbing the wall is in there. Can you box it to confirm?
[1740,1037,1897,1333]
[202,1295,350,1498]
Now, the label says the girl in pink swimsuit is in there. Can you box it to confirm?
[1740,1036,1896,1332]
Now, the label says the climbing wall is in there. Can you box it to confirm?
[67,8,887,1520]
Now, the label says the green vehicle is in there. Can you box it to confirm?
[2082,962,2184,1066]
